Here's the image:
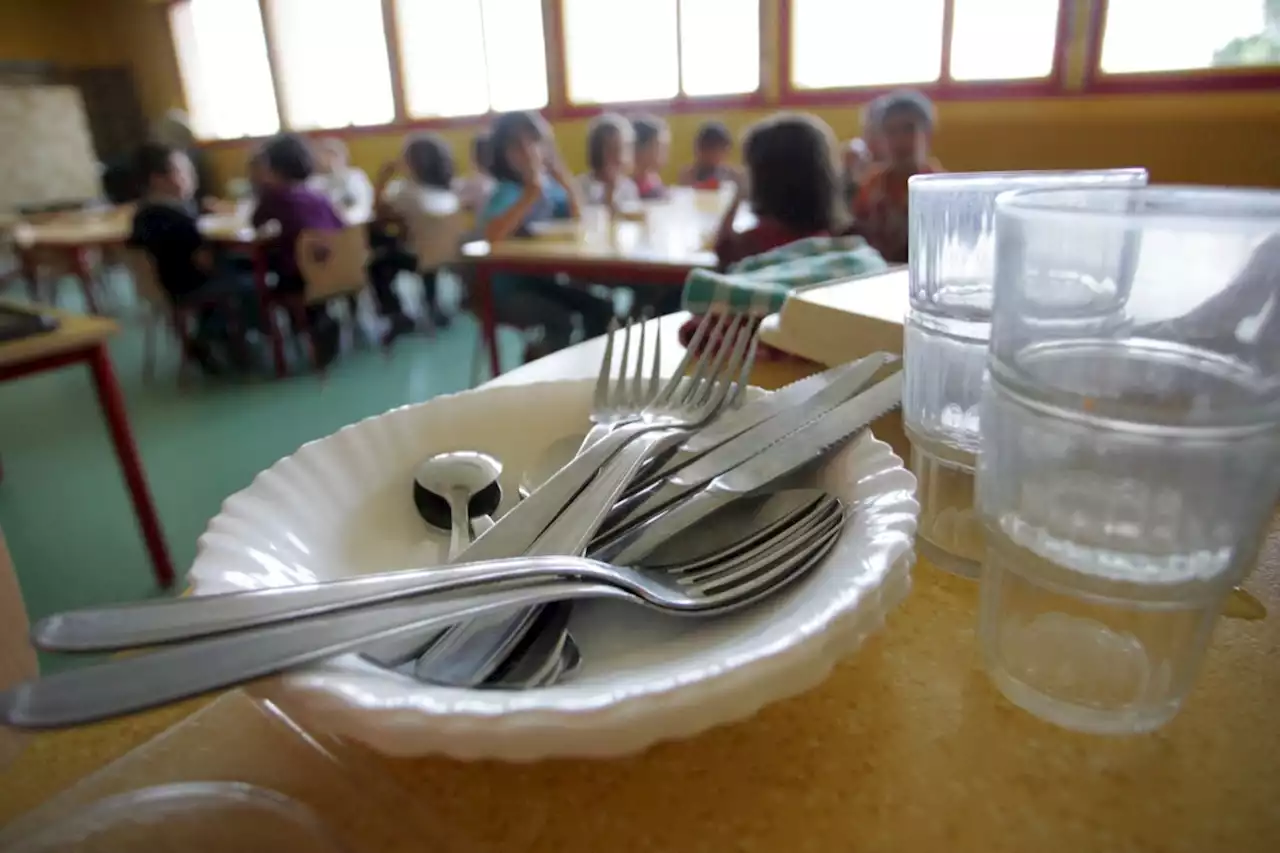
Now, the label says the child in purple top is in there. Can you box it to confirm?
[250,133,345,365]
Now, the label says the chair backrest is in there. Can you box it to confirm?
[123,246,170,311]
[296,225,371,303]
[405,209,467,272]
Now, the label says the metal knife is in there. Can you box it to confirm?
[633,352,897,489]
[597,371,904,566]
[605,353,895,533]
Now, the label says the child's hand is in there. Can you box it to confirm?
[546,149,574,188]
[375,161,399,185]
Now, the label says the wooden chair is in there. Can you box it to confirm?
[123,247,246,383]
[404,208,467,328]
[289,225,372,371]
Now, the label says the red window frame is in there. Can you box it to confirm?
[778,0,1072,106]
[1084,0,1280,93]
[553,0,769,119]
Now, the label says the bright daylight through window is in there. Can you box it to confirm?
[170,0,280,140]
[790,0,1061,89]
[1100,0,1280,73]
[563,0,759,104]
[397,0,549,118]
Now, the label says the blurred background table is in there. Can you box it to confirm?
[0,315,1276,851]
[0,303,173,587]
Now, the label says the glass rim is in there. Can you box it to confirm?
[996,184,1280,226]
[908,167,1147,193]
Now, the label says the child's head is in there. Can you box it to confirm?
[315,138,349,175]
[586,113,635,178]
[633,115,669,173]
[693,120,734,169]
[403,133,455,190]
[877,90,934,172]
[742,113,840,234]
[489,111,552,183]
[260,133,316,187]
[135,143,196,200]
[471,132,492,175]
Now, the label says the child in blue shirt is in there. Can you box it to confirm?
[480,111,614,354]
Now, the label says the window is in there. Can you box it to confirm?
[789,0,1061,90]
[396,0,549,118]
[562,0,760,104]
[1100,0,1279,74]
[266,0,396,130]
[170,0,280,140]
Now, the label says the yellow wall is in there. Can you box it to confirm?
[4,0,1279,191]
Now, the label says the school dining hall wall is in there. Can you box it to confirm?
[3,0,1278,192]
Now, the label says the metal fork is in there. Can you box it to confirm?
[4,503,843,729]
[581,310,661,452]
[413,312,759,687]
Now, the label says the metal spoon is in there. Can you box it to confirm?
[413,451,504,557]
[412,450,583,686]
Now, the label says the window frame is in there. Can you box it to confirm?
[1084,0,1280,93]
[553,0,768,118]
[778,0,1072,106]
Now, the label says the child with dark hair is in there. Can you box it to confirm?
[370,133,460,334]
[713,112,843,268]
[632,114,670,199]
[481,110,613,354]
[678,120,741,189]
[851,89,941,263]
[251,132,345,364]
[454,131,495,212]
[578,113,638,207]
[129,142,255,374]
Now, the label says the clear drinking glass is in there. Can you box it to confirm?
[978,185,1280,734]
[904,169,1149,577]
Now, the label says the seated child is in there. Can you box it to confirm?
[481,110,614,354]
[713,112,843,268]
[578,113,639,207]
[251,133,346,365]
[129,142,256,374]
[680,113,845,352]
[851,89,940,264]
[453,132,496,213]
[307,137,375,224]
[841,138,873,208]
[678,120,741,189]
[371,133,460,335]
[632,114,670,199]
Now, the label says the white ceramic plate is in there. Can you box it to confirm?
[190,380,919,760]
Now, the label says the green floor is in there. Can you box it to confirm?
[0,273,527,672]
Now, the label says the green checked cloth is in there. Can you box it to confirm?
[682,236,889,315]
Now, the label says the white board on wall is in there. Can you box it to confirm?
[0,85,100,213]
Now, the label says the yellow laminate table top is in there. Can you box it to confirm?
[463,187,749,270]
[12,206,274,249]
[0,302,117,370]
[1,318,1277,851]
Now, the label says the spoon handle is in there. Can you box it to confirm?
[4,581,628,730]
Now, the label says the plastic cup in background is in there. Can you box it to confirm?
[903,168,1149,578]
[977,185,1280,734]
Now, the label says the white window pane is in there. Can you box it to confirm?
[564,0,679,103]
[171,0,279,140]
[680,0,760,95]
[398,0,547,117]
[951,0,1060,81]
[398,0,490,117]
[480,0,549,111]
[791,0,944,88]
[268,0,395,129]
[1101,0,1276,73]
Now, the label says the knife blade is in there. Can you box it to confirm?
[598,371,903,566]
[636,352,896,487]
[606,353,895,531]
